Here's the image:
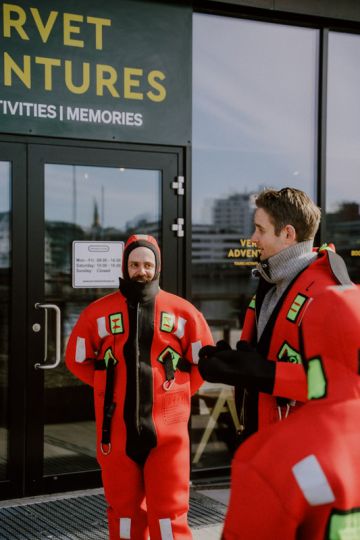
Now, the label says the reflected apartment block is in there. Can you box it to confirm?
[193,191,257,266]
[213,192,256,236]
[192,192,258,335]
[192,224,247,265]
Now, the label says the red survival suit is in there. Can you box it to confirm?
[66,235,213,540]
[238,246,352,435]
[223,284,360,539]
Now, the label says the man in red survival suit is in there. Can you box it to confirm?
[66,234,213,540]
[198,187,352,439]
[222,284,360,539]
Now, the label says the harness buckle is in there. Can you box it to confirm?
[100,442,112,455]
[278,401,295,420]
[163,378,175,391]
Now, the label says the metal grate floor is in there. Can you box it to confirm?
[0,490,226,539]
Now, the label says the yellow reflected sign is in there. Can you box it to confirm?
[227,239,259,267]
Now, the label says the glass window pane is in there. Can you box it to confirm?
[0,162,11,481]
[191,14,318,470]
[326,32,360,283]
[44,164,161,475]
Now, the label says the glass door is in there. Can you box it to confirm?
[26,144,182,495]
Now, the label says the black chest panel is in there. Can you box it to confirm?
[123,298,157,465]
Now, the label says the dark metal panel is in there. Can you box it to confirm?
[0,142,27,499]
[26,146,47,494]
[159,150,183,294]
[275,0,360,22]
[184,145,193,300]
[195,0,273,8]
[317,29,329,245]
[194,0,360,25]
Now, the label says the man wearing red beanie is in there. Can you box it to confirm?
[66,234,213,540]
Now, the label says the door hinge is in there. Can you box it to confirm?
[171,175,184,196]
[171,218,184,238]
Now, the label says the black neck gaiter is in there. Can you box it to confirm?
[119,277,160,304]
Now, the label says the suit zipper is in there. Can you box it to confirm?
[135,302,141,434]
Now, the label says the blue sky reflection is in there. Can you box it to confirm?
[192,14,318,223]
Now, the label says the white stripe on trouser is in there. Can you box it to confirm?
[191,340,202,364]
[97,316,110,338]
[119,517,131,539]
[159,518,174,540]
[292,454,335,506]
[174,316,187,339]
[75,337,86,362]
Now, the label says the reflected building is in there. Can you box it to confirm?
[0,212,10,269]
[125,213,160,240]
[213,192,256,236]
[0,212,9,428]
[192,190,258,334]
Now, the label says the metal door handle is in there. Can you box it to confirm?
[34,303,61,370]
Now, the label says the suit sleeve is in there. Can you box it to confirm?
[65,308,100,387]
[182,307,214,395]
[273,362,308,402]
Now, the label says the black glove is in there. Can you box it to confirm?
[198,340,275,394]
[198,339,231,360]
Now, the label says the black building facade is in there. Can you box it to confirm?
[0,0,359,499]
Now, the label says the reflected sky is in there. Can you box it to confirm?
[327,32,360,212]
[0,162,10,213]
[45,165,160,229]
[192,14,318,223]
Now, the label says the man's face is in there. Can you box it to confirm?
[251,208,290,261]
[127,247,156,282]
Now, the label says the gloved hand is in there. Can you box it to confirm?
[198,340,275,394]
[198,340,231,360]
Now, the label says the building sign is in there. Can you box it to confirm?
[227,239,260,267]
[0,0,191,144]
[72,241,123,288]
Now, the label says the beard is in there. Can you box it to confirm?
[130,275,153,283]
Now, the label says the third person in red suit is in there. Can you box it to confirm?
[222,284,360,539]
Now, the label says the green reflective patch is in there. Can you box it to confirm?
[328,510,360,540]
[109,312,124,334]
[248,295,256,310]
[287,293,307,322]
[104,347,118,368]
[307,358,327,399]
[319,243,335,254]
[158,346,181,370]
[160,312,175,332]
[278,342,302,364]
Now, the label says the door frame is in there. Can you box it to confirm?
[0,141,27,499]
[0,136,186,498]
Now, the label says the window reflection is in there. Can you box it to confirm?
[326,32,360,283]
[191,14,318,470]
[45,165,161,278]
[43,164,161,475]
[0,162,10,480]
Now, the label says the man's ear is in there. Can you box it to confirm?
[283,224,297,243]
